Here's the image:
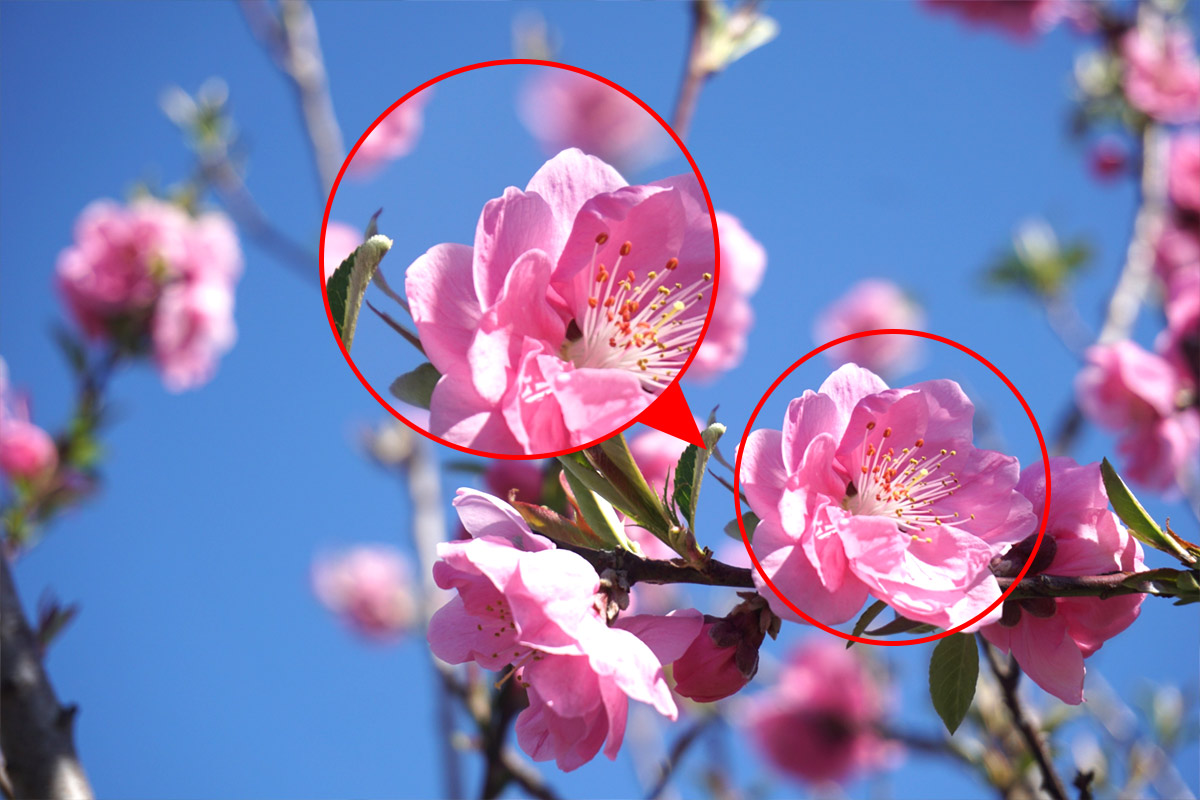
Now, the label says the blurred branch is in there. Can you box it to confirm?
[647,714,717,800]
[671,0,714,141]
[0,557,92,800]
[240,0,345,197]
[980,638,1069,800]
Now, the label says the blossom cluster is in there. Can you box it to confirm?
[56,198,243,392]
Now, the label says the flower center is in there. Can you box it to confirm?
[843,420,971,539]
[564,233,711,392]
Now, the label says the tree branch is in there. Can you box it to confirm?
[670,0,713,141]
[980,637,1069,800]
[0,556,92,800]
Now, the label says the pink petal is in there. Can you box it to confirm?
[452,488,554,550]
[612,609,705,665]
[405,243,480,377]
[524,148,628,257]
[428,371,522,452]
[740,428,787,524]
[472,188,558,309]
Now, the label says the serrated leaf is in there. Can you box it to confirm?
[389,362,440,409]
[672,444,699,530]
[929,634,978,735]
[723,510,759,541]
[846,600,888,648]
[867,614,939,637]
[1102,459,1195,564]
[326,234,393,352]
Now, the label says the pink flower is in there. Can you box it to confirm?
[813,280,924,377]
[519,70,667,174]
[673,595,774,703]
[348,91,429,179]
[322,221,362,280]
[1161,266,1199,389]
[742,364,1034,630]
[0,360,57,482]
[56,198,242,392]
[983,459,1144,705]
[483,460,545,504]
[1121,27,1200,124]
[406,149,714,454]
[1088,136,1128,182]
[745,640,898,785]
[1169,133,1200,213]
[1076,340,1198,489]
[921,0,1066,39]
[686,212,767,381]
[1155,215,1200,284]
[312,545,416,640]
[428,488,703,771]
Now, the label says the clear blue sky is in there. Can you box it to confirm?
[2,2,1196,798]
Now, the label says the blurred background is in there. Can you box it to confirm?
[1,2,1196,798]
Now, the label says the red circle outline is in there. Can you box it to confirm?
[319,59,722,461]
[732,329,1051,646]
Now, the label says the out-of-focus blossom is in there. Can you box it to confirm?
[921,0,1066,40]
[406,149,714,454]
[743,364,1033,630]
[483,460,545,504]
[1076,340,1199,489]
[1161,266,1199,389]
[1169,133,1200,213]
[1088,136,1128,182]
[1155,215,1200,285]
[56,198,242,392]
[1121,27,1200,124]
[348,92,429,179]
[519,69,667,174]
[983,459,1144,704]
[673,595,776,703]
[428,489,703,771]
[745,640,898,784]
[0,360,57,482]
[687,212,766,381]
[322,221,362,280]
[813,280,924,377]
[312,545,416,640]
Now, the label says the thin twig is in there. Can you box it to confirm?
[647,715,717,800]
[501,748,561,800]
[670,0,713,141]
[980,637,1069,800]
[0,556,93,800]
[240,0,345,197]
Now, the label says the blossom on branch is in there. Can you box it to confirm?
[0,360,57,482]
[56,198,242,391]
[405,149,715,454]
[814,280,924,378]
[427,488,703,771]
[1168,133,1200,214]
[983,458,1144,704]
[742,364,1033,630]
[347,91,429,179]
[1121,26,1200,124]
[313,545,417,640]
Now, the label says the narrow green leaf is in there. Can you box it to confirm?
[560,468,636,551]
[929,634,979,735]
[326,234,393,352]
[1102,458,1195,564]
[723,510,759,541]
[846,600,888,648]
[593,435,673,535]
[866,614,939,637]
[389,362,441,409]
[558,452,656,536]
[672,444,699,530]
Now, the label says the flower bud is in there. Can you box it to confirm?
[672,593,775,703]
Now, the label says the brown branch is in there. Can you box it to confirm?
[980,638,1069,800]
[647,715,717,800]
[670,0,714,141]
[0,557,92,800]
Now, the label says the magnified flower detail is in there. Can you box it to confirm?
[406,149,714,454]
[742,364,1034,630]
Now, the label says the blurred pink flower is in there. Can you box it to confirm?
[1155,215,1200,284]
[0,360,57,482]
[687,212,767,381]
[519,69,666,174]
[983,459,1144,704]
[1088,136,1128,182]
[322,221,362,280]
[1121,27,1200,124]
[56,198,242,392]
[1161,266,1199,387]
[428,488,702,770]
[1169,133,1200,213]
[745,640,898,784]
[922,0,1066,39]
[348,91,429,179]
[406,149,714,454]
[1076,340,1199,489]
[742,364,1033,629]
[483,460,545,504]
[814,280,924,377]
[312,545,416,640]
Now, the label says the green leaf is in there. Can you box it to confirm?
[672,444,699,530]
[593,435,673,535]
[698,3,779,74]
[929,634,979,735]
[558,452,654,541]
[560,468,636,551]
[846,600,888,648]
[1101,459,1195,565]
[867,614,939,637]
[511,500,603,550]
[326,234,393,352]
[388,362,440,410]
[723,510,759,541]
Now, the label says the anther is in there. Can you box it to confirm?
[620,241,632,256]
[595,232,609,244]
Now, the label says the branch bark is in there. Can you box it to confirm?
[0,557,92,800]
[670,0,713,141]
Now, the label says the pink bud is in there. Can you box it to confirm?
[673,595,776,703]
[0,361,58,482]
[1088,137,1128,182]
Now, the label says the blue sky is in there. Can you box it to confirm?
[1,2,1196,798]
